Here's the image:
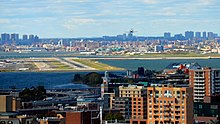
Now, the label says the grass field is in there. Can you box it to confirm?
[47,61,73,70]
[72,58,124,71]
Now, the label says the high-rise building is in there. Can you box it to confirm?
[113,97,132,119]
[146,84,194,124]
[22,34,28,40]
[11,33,19,41]
[164,32,171,39]
[174,34,184,40]
[208,32,214,40]
[189,67,211,102]
[34,35,39,42]
[195,32,201,38]
[119,85,147,124]
[123,33,127,40]
[210,69,220,95]
[203,32,207,39]
[185,31,194,40]
[29,34,34,42]
[0,95,20,112]
[1,33,10,42]
[189,68,220,102]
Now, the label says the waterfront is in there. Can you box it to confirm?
[1,58,220,89]
[98,58,220,71]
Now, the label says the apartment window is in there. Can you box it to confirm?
[182,100,184,104]
[182,116,185,120]
[211,105,218,109]
[199,105,203,109]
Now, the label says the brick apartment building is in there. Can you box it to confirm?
[129,84,194,124]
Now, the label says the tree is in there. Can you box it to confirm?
[19,86,46,102]
[104,112,124,120]
[83,72,103,86]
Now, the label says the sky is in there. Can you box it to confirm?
[0,0,220,38]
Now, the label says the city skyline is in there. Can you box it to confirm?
[0,0,220,38]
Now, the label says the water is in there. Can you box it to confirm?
[1,57,220,89]
[98,59,220,71]
[0,71,125,89]
[0,72,88,89]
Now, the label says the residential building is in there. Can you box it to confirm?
[118,85,147,124]
[211,69,220,95]
[146,84,194,124]
[202,32,207,39]
[1,33,10,42]
[208,32,214,40]
[189,68,211,102]
[189,68,220,102]
[22,35,28,40]
[0,95,20,112]
[195,32,201,38]
[164,32,171,39]
[11,33,19,41]
[185,31,194,40]
[66,111,92,124]
[113,97,132,119]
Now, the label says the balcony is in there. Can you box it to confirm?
[194,94,205,97]
[194,83,205,86]
[194,89,205,91]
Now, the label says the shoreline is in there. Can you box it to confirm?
[81,56,218,60]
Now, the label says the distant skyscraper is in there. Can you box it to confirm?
[203,32,207,39]
[164,32,171,39]
[174,34,184,40]
[195,32,201,38]
[208,32,214,40]
[122,33,126,40]
[185,31,194,40]
[29,34,34,41]
[11,33,19,41]
[1,33,10,42]
[22,35,28,40]
[34,35,39,42]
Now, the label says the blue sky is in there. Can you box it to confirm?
[0,0,220,38]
